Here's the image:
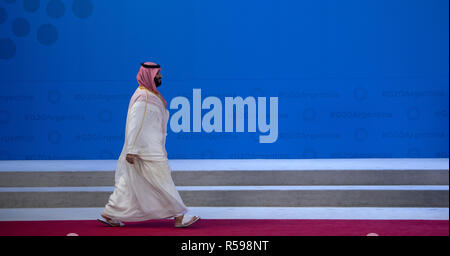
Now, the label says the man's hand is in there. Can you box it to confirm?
[126,154,139,164]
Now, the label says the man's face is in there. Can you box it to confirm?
[154,70,162,87]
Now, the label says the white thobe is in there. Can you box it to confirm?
[102,87,188,222]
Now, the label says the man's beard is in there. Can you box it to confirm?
[154,77,162,87]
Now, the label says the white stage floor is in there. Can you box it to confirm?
[0,158,448,172]
[0,158,448,221]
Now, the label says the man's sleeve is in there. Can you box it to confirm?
[124,100,148,155]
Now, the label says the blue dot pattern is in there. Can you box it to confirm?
[0,0,92,59]
[12,18,30,37]
[37,24,58,46]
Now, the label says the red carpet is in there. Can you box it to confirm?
[0,219,448,236]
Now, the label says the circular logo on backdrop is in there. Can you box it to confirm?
[48,130,62,144]
[353,87,368,101]
[302,108,316,121]
[0,0,94,59]
[98,109,112,122]
[406,106,420,120]
[354,128,368,141]
[47,89,61,104]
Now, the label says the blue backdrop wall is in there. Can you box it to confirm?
[0,0,448,160]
